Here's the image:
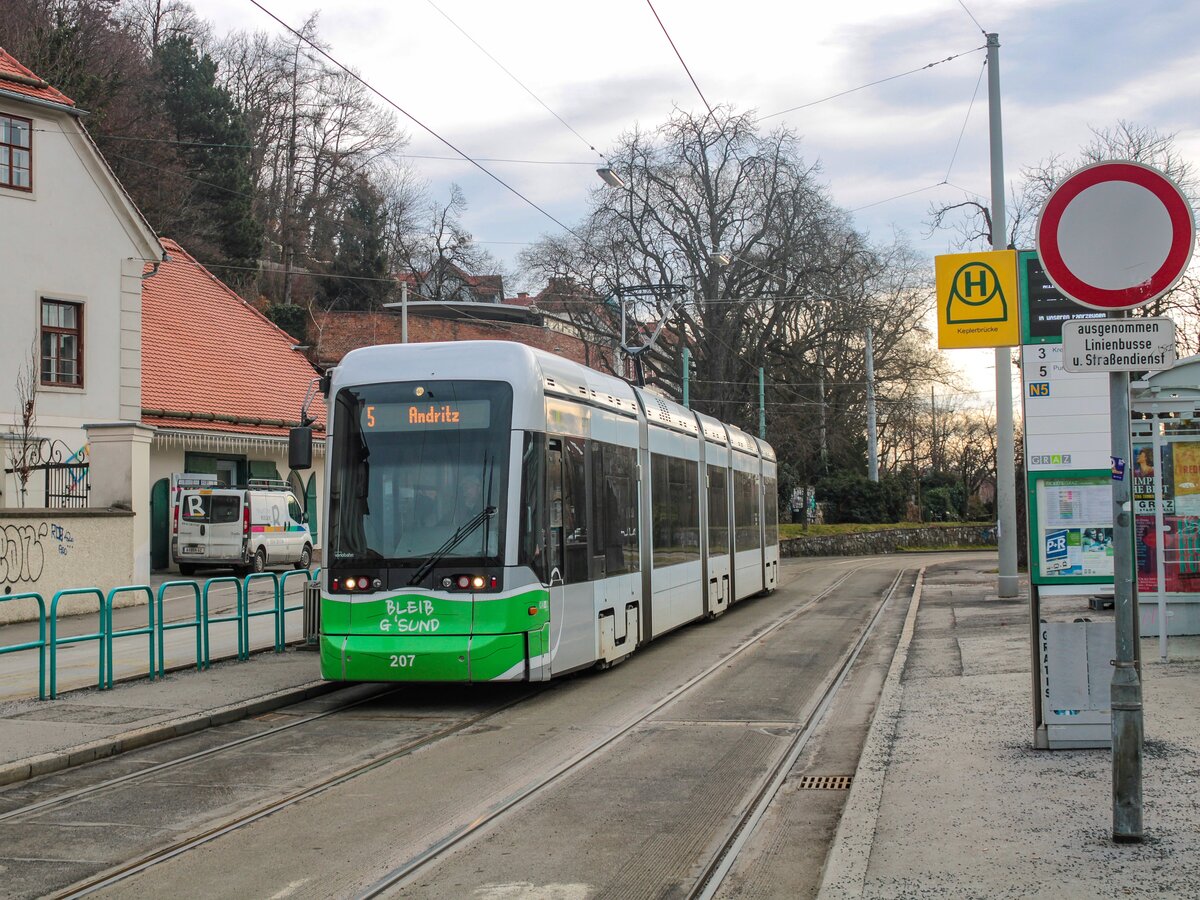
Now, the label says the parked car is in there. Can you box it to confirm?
[172,479,312,576]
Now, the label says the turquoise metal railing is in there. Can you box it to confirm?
[201,577,246,667]
[49,588,106,699]
[243,571,280,654]
[0,592,48,700]
[277,569,314,650]
[156,580,203,677]
[104,586,156,689]
[1,566,322,700]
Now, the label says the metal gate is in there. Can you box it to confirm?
[4,439,90,508]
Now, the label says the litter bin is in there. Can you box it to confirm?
[302,579,321,648]
[1040,618,1113,749]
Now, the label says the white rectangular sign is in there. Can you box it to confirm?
[1061,318,1176,372]
[1022,344,1110,471]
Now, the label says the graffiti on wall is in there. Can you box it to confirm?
[0,523,49,584]
[49,523,74,557]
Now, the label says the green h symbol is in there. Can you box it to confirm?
[964,268,989,297]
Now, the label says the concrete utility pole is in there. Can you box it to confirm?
[682,347,691,408]
[987,32,1019,599]
[758,367,766,439]
[866,326,878,481]
[401,280,409,343]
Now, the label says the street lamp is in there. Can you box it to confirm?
[596,167,626,188]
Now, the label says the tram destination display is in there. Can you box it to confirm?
[361,399,491,431]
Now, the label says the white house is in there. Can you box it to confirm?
[0,47,162,510]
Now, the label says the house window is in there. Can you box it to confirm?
[41,299,83,387]
[0,115,32,191]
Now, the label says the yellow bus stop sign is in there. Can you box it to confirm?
[935,249,1020,348]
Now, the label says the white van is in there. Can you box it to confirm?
[172,479,313,576]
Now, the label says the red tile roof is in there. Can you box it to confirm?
[0,48,75,108]
[142,239,326,437]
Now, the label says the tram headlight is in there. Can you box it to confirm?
[471,575,485,589]
[345,577,357,590]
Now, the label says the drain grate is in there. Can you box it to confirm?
[797,775,853,790]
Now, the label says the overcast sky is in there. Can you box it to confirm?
[204,0,1199,397]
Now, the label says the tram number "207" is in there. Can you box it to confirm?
[389,654,416,668]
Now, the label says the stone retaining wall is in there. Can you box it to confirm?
[780,524,996,557]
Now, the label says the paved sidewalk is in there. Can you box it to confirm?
[820,559,1200,899]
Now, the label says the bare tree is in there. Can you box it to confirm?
[522,106,956,479]
[7,341,40,509]
[392,185,504,301]
[119,0,209,55]
[927,121,1200,347]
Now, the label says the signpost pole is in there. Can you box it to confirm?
[987,32,1019,598]
[1109,310,1143,841]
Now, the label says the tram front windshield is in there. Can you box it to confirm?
[328,380,512,568]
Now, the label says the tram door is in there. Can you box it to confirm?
[546,438,595,674]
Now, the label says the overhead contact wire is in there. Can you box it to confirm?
[248,0,582,240]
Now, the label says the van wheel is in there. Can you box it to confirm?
[179,563,197,577]
[296,544,312,570]
[251,548,266,574]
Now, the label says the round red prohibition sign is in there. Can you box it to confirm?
[1036,161,1195,311]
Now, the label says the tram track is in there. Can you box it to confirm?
[355,564,889,898]
[43,684,544,900]
[0,684,403,825]
[690,567,919,899]
[27,557,892,899]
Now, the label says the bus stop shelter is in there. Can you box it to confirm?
[1131,354,1200,658]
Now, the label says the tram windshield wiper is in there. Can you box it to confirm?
[407,505,496,586]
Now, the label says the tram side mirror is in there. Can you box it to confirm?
[289,426,313,470]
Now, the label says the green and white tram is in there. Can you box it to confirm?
[308,341,779,683]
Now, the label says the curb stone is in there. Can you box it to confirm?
[817,568,925,899]
[0,679,339,788]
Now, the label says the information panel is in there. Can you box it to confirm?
[1029,471,1114,585]
[1019,251,1105,344]
[1021,343,1110,472]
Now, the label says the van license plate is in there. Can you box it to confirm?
[182,545,203,554]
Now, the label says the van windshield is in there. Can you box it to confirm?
[327,380,512,568]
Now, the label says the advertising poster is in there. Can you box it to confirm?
[1134,441,1200,593]
[1139,515,1200,593]
[1172,442,1200,514]
[1036,476,1113,579]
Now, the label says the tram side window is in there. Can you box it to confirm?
[764,475,779,547]
[734,470,761,552]
[519,432,546,582]
[562,437,589,583]
[652,453,701,567]
[591,442,639,577]
[707,465,729,557]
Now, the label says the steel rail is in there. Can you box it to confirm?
[48,556,879,898]
[355,564,877,898]
[52,686,542,900]
[1,683,403,825]
[690,567,917,900]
